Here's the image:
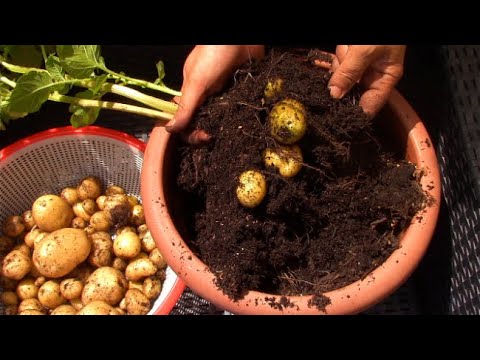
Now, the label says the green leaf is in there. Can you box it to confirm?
[90,74,108,95]
[8,70,61,113]
[154,60,165,84]
[9,45,43,68]
[45,55,70,95]
[70,106,100,127]
[57,45,105,79]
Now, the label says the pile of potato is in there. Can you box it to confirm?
[0,176,167,315]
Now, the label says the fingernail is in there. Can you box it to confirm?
[329,86,344,99]
[165,119,176,132]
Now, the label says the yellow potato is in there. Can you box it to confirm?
[269,98,307,144]
[38,280,66,309]
[140,230,156,253]
[264,144,303,178]
[19,309,45,315]
[73,202,92,222]
[12,243,31,257]
[81,267,128,306]
[115,307,126,315]
[34,276,46,287]
[71,217,87,229]
[104,194,131,227]
[89,211,111,232]
[130,205,145,226]
[131,252,149,261]
[88,231,113,268]
[137,224,148,236]
[264,78,284,98]
[77,301,120,315]
[128,281,143,291]
[105,185,125,196]
[24,228,48,249]
[236,170,267,208]
[16,278,39,300]
[29,261,43,278]
[70,297,83,311]
[67,264,94,283]
[149,248,167,270]
[32,194,74,232]
[2,215,25,238]
[18,298,46,314]
[51,304,77,315]
[143,277,162,300]
[96,195,107,211]
[113,231,141,259]
[127,195,139,208]
[125,289,151,315]
[2,250,32,280]
[125,258,157,282]
[33,228,91,278]
[60,278,84,300]
[60,187,80,206]
[22,210,36,231]
[77,176,103,201]
[112,257,128,272]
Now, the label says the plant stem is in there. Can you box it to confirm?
[101,66,181,97]
[49,93,173,122]
[40,46,48,63]
[0,61,32,74]
[0,76,16,88]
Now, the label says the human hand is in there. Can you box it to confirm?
[165,45,264,142]
[328,45,406,118]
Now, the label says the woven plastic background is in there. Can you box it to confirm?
[437,45,480,314]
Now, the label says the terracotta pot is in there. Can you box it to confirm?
[141,89,441,315]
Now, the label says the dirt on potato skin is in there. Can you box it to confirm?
[173,48,427,310]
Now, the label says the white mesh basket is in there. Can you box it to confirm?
[0,126,184,315]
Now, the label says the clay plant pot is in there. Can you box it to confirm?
[141,89,441,315]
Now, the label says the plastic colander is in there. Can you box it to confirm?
[0,126,185,315]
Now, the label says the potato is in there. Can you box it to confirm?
[12,243,31,257]
[18,298,46,314]
[32,195,74,232]
[51,304,77,315]
[149,248,167,270]
[34,276,46,287]
[84,225,96,236]
[127,195,139,208]
[115,307,126,315]
[128,281,143,291]
[24,228,48,249]
[16,278,39,300]
[67,264,94,283]
[38,280,66,309]
[2,215,25,238]
[131,205,145,226]
[33,228,91,278]
[72,217,87,229]
[125,289,151,315]
[132,252,149,261]
[125,258,157,282]
[81,267,128,306]
[88,231,113,268]
[2,250,32,280]
[1,290,18,306]
[70,297,83,311]
[0,235,15,254]
[140,231,156,253]
[236,170,267,208]
[264,78,284,98]
[119,297,127,310]
[22,210,36,231]
[264,144,303,178]
[77,176,103,201]
[77,300,120,315]
[61,187,80,206]
[113,231,141,259]
[29,261,43,278]
[116,226,136,236]
[73,202,92,222]
[19,309,45,315]
[60,278,84,300]
[269,98,307,144]
[112,257,127,272]
[89,211,111,232]
[104,194,131,228]
[105,185,125,196]
[96,195,107,211]
[137,224,148,236]
[82,199,97,215]
[143,277,162,300]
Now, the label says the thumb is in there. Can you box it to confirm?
[165,82,206,133]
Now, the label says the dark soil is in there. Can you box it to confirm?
[173,48,427,310]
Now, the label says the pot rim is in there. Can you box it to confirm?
[142,89,441,315]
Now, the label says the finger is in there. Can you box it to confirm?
[172,95,181,105]
[181,129,211,145]
[165,81,206,133]
[335,45,349,62]
[328,47,375,99]
[358,70,400,118]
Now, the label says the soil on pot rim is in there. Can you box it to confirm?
[173,48,428,311]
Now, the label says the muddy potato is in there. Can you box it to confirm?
[77,176,103,201]
[89,211,111,232]
[128,281,143,291]
[130,205,145,226]
[125,258,157,282]
[19,309,45,315]
[51,304,77,315]
[33,228,91,278]
[2,215,25,238]
[84,225,96,236]
[38,280,66,309]
[127,195,139,208]
[88,231,113,268]
[143,277,162,300]
[18,298,46,314]
[236,170,267,208]
[113,231,141,259]
[125,289,151,315]
[60,278,84,300]
[81,267,128,306]
[22,210,36,231]
[269,98,307,144]
[13,243,31,257]
[96,195,107,211]
[4,305,18,315]
[1,291,18,306]
[104,194,131,227]
[105,185,125,196]
[264,144,303,178]
[61,187,80,206]
[112,257,128,272]
[73,202,92,222]
[0,235,15,254]
[70,297,83,311]
[264,77,284,98]
[137,224,148,236]
[16,278,39,300]
[2,250,32,280]
[140,231,156,253]
[149,248,167,270]
[32,195,74,232]
[77,300,120,315]
[72,217,87,229]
